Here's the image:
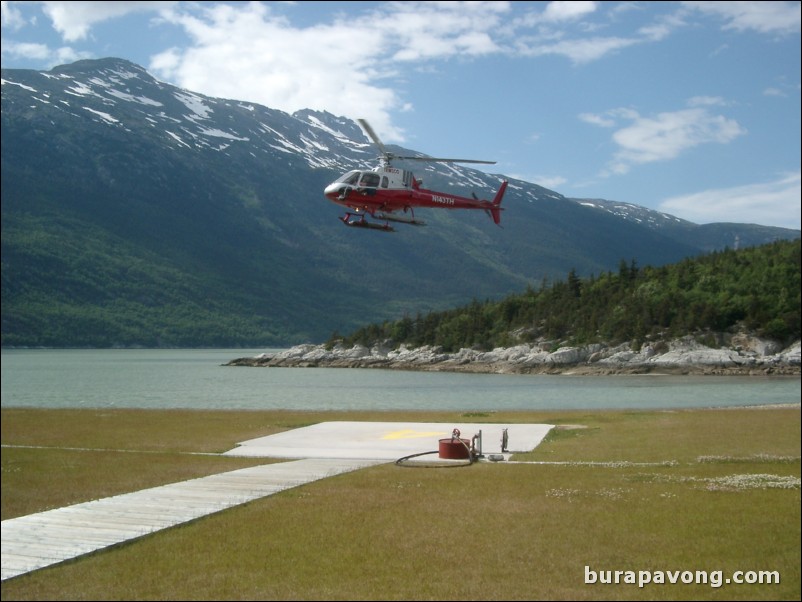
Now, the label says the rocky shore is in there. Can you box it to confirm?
[227,334,801,376]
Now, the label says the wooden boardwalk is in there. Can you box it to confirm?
[1,458,382,581]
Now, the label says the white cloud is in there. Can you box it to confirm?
[146,1,515,143]
[682,1,801,35]
[116,0,637,134]
[513,2,689,63]
[2,1,512,141]
[51,45,90,65]
[380,1,507,61]
[658,171,801,229]
[686,95,727,107]
[603,106,746,174]
[150,2,404,140]
[522,35,637,63]
[0,38,90,66]
[1,0,27,30]
[637,12,688,42]
[532,174,568,190]
[40,1,177,42]
[578,112,616,127]
[543,1,598,23]
[1,39,51,60]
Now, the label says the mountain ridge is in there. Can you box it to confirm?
[2,57,799,347]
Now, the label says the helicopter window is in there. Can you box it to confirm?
[336,171,361,185]
[359,172,380,187]
[381,176,389,188]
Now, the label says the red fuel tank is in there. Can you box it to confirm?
[439,438,471,459]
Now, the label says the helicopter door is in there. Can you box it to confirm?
[358,172,381,196]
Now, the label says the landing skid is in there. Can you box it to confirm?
[375,212,426,226]
[340,213,395,232]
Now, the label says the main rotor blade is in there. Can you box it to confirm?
[397,156,496,165]
[357,119,496,165]
[357,119,388,157]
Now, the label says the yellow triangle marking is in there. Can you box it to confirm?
[382,429,446,440]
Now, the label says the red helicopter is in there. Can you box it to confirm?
[324,119,508,231]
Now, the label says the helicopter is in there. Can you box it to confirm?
[323,119,508,232]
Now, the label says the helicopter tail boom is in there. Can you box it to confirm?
[488,181,508,225]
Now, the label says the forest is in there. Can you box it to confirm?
[332,239,801,353]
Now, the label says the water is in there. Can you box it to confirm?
[1,348,799,411]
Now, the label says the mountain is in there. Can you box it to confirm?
[2,58,799,347]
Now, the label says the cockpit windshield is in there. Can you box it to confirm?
[335,171,361,185]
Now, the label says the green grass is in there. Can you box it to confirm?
[1,407,800,600]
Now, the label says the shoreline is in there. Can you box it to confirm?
[226,355,801,377]
[226,337,801,377]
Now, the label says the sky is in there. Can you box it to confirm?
[1,1,800,230]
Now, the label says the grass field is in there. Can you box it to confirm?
[1,406,800,601]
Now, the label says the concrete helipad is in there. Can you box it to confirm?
[223,421,554,460]
[2,421,553,581]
